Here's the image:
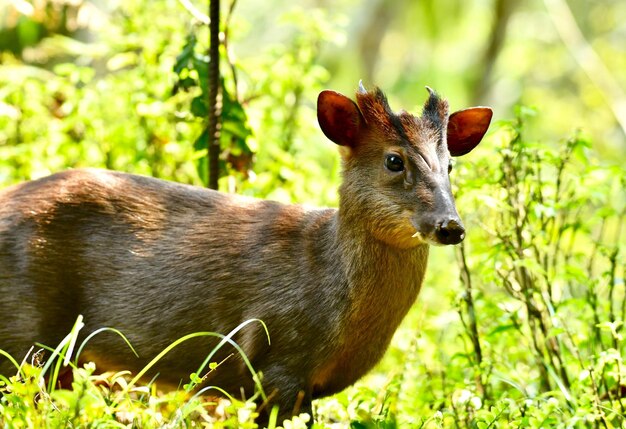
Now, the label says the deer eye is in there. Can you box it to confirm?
[385,154,404,172]
[448,161,453,173]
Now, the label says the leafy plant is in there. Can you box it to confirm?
[449,108,626,427]
[172,24,253,187]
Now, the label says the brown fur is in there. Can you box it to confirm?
[0,86,491,425]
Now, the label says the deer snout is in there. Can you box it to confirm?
[435,218,465,245]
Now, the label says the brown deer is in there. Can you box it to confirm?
[0,83,491,425]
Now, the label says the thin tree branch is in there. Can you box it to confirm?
[178,0,210,24]
[544,0,626,137]
[472,0,517,104]
[208,0,221,189]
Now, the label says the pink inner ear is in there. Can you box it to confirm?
[447,107,493,156]
[317,90,362,147]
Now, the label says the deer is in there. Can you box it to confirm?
[0,83,492,425]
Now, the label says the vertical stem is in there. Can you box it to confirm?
[208,0,221,189]
[458,242,487,398]
[223,0,240,101]
[588,219,607,349]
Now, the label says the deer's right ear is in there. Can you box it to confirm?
[447,107,493,156]
[317,90,364,147]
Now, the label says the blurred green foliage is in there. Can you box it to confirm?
[2,0,625,190]
[2,0,625,192]
[0,0,346,205]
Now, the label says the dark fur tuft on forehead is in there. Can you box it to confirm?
[355,87,410,141]
[355,87,394,124]
[422,88,449,133]
[353,86,450,144]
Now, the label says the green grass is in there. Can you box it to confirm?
[0,318,288,428]
[0,359,270,428]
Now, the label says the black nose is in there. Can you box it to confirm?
[435,219,465,245]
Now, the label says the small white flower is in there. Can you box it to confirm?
[452,389,472,406]
[470,396,482,410]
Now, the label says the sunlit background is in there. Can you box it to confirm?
[1,1,625,426]
[1,0,625,192]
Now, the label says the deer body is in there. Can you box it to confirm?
[0,85,491,423]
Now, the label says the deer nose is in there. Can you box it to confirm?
[435,218,465,245]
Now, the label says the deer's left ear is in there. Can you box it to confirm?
[447,107,493,156]
[317,90,364,147]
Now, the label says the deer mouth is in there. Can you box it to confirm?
[411,218,465,246]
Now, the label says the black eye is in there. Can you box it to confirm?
[448,161,453,173]
[385,154,404,172]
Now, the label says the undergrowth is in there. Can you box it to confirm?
[1,116,625,428]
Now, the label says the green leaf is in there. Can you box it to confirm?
[487,324,517,338]
[194,127,208,151]
[192,54,210,95]
[190,95,208,118]
[174,33,197,75]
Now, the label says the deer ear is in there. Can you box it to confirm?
[317,90,364,147]
[447,107,493,156]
